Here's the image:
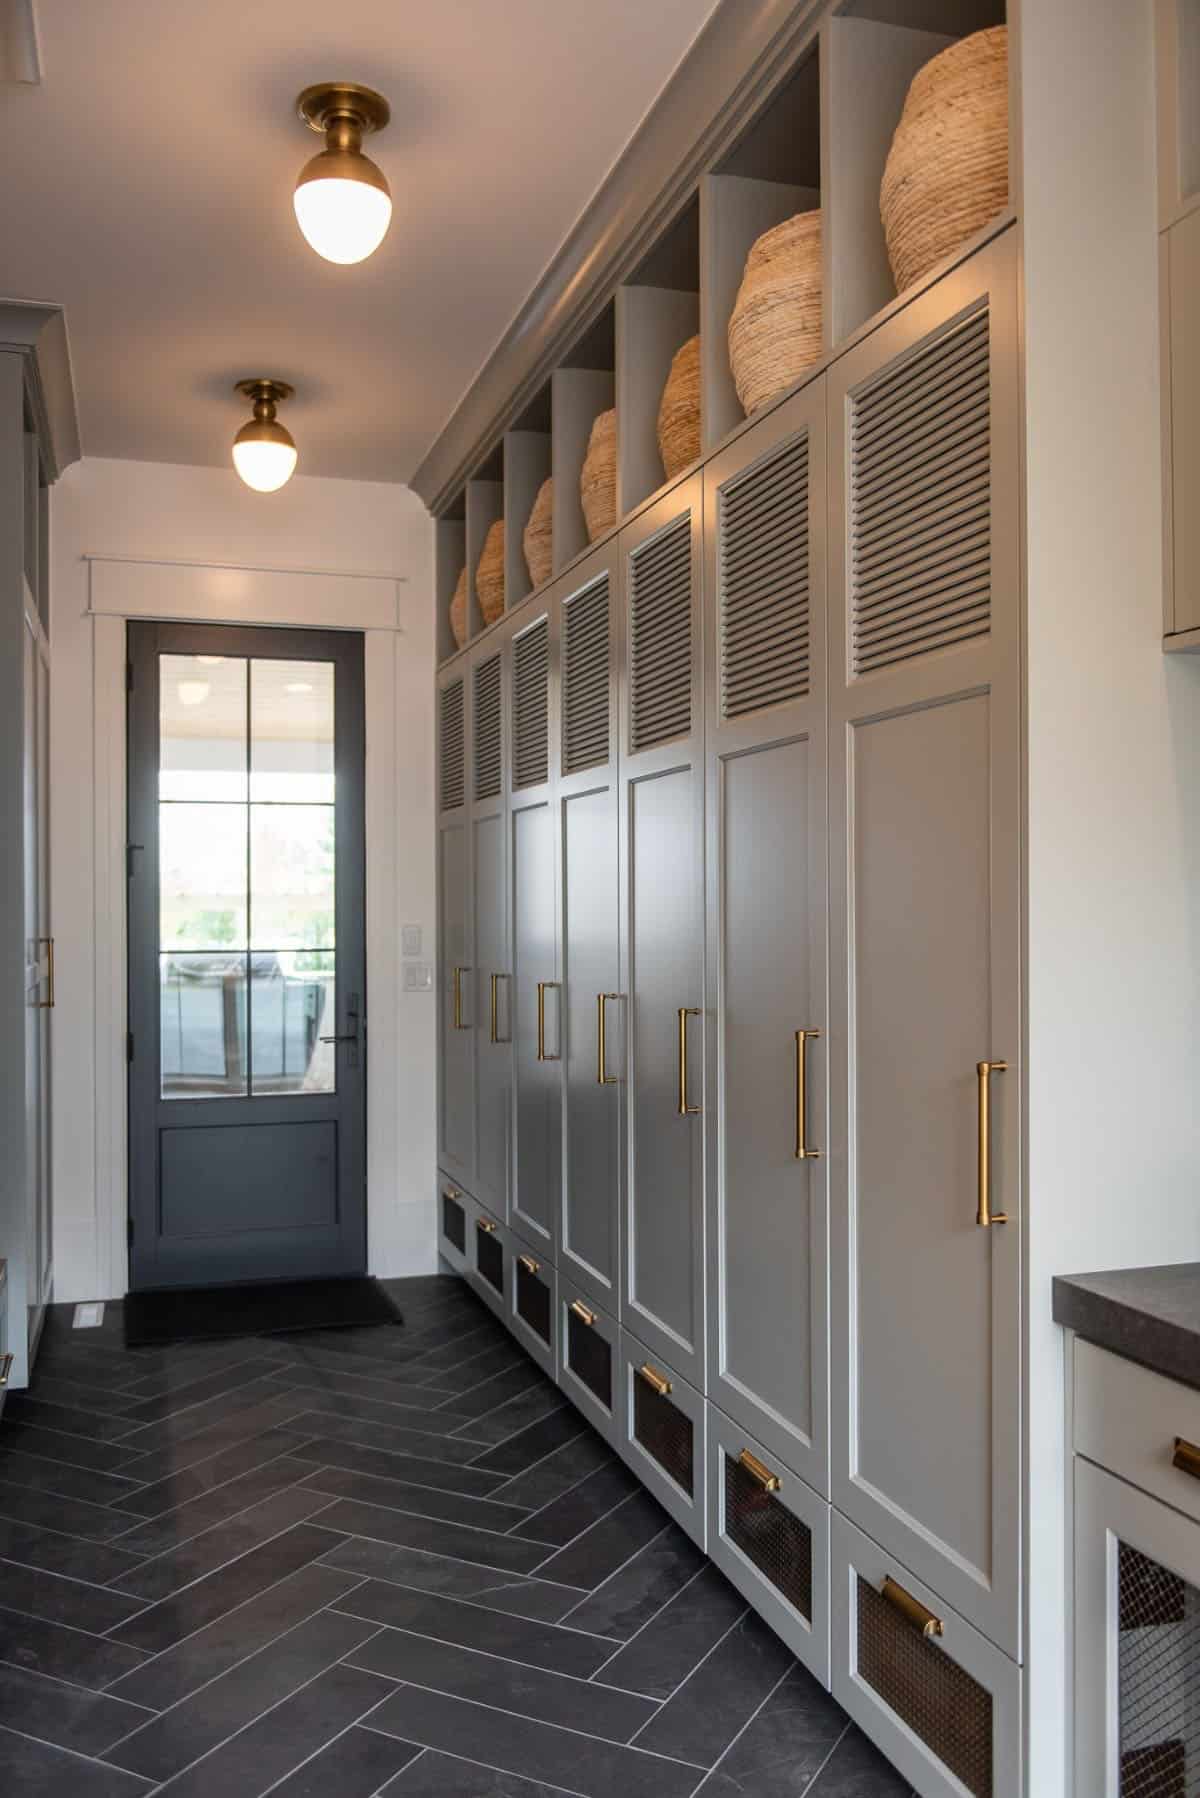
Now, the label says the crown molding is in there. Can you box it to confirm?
[0,300,81,480]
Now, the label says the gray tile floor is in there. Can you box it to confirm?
[0,1276,916,1797]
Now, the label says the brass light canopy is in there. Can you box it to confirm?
[293,81,392,264]
[232,378,297,492]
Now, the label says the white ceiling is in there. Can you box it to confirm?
[0,0,721,482]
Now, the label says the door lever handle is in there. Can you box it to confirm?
[319,1033,357,1044]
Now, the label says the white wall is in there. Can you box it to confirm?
[1021,1,1200,1787]
[49,456,437,1303]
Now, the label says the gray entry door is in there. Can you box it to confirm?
[127,621,367,1290]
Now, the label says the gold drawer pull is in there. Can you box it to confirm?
[476,1217,497,1235]
[536,982,561,1062]
[881,1575,943,1640]
[597,993,620,1085]
[1173,1437,1200,1481]
[0,1354,12,1389]
[677,1007,701,1116]
[638,1362,672,1398]
[975,1060,1009,1227]
[794,1028,821,1160]
[518,1254,539,1275]
[738,1448,781,1494]
[442,1186,462,1201]
[570,1299,596,1326]
[36,937,54,1009]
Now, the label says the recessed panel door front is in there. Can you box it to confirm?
[703,382,829,1497]
[619,478,705,1390]
[828,234,1022,1656]
[557,542,621,1313]
[438,669,473,1188]
[470,643,511,1220]
[127,621,366,1289]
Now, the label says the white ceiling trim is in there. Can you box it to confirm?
[86,554,403,632]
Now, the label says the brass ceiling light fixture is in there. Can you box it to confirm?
[231,379,297,492]
[293,82,392,265]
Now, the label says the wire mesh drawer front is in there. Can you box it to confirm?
[1118,1541,1200,1797]
[516,1260,551,1345]
[724,1452,812,1622]
[568,1308,612,1410]
[634,1369,694,1495]
[857,1576,993,1798]
[441,1190,466,1255]
[476,1226,504,1294]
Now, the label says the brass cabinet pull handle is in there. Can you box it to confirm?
[1173,1437,1200,1481]
[738,1448,781,1494]
[442,1186,462,1201]
[976,1060,1009,1226]
[518,1254,539,1275]
[490,973,500,1044]
[677,1007,701,1117]
[637,1362,672,1398]
[0,1353,12,1388]
[452,966,471,1030]
[597,993,620,1086]
[794,1028,821,1160]
[476,1217,497,1235]
[570,1299,596,1326]
[536,982,561,1062]
[35,936,54,1009]
[881,1575,944,1639]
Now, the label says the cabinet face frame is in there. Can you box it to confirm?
[702,377,830,1499]
[554,538,624,1315]
[617,474,707,1391]
[827,230,1023,1657]
[437,661,476,1191]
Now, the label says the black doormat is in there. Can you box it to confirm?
[123,1276,402,1348]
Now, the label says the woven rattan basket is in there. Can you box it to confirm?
[449,566,468,650]
[880,26,1008,296]
[581,409,617,543]
[657,335,702,481]
[523,476,554,589]
[476,519,505,626]
[728,211,823,418]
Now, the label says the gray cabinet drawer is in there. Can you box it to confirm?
[831,1510,1021,1798]
[558,1278,622,1451]
[706,1402,830,1685]
[1075,1338,1200,1528]
[618,1329,705,1549]
[509,1231,556,1377]
[438,1176,472,1274]
[467,1205,510,1320]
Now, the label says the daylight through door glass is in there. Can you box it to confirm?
[158,653,337,1098]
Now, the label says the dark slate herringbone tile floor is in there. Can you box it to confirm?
[0,1277,915,1798]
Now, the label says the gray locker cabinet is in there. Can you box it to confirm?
[437,666,475,1191]
[437,1175,472,1275]
[470,637,513,1221]
[827,231,1023,1660]
[702,377,830,1500]
[620,1327,707,1549]
[468,1204,511,1322]
[618,474,707,1392]
[555,539,623,1315]
[508,1229,557,1379]
[558,1274,623,1451]
[509,607,561,1259]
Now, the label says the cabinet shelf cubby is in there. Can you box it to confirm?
[551,301,616,579]
[435,501,466,664]
[615,196,701,514]
[503,400,552,610]
[465,462,503,641]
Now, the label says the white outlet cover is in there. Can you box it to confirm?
[401,924,422,956]
[403,961,433,991]
[73,1302,105,1328]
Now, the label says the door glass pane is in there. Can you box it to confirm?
[250,804,335,951]
[160,952,247,1097]
[160,655,247,800]
[251,660,334,802]
[1117,1541,1200,1794]
[250,951,335,1094]
[160,803,248,951]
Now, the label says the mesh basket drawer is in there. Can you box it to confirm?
[857,1576,993,1798]
[567,1304,612,1411]
[633,1365,694,1496]
[516,1257,551,1345]
[1118,1541,1200,1797]
[723,1451,812,1622]
[476,1223,504,1294]
[441,1189,466,1255]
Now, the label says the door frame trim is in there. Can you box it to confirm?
[90,557,435,1299]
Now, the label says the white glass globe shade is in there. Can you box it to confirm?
[232,436,298,493]
[293,173,392,265]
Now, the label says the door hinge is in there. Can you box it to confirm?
[126,1031,134,1063]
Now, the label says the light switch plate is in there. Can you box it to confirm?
[403,962,433,991]
[73,1302,105,1329]
[401,924,422,956]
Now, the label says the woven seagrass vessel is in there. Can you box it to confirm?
[523,476,554,589]
[449,566,468,650]
[580,409,618,543]
[657,335,702,480]
[728,211,823,418]
[476,519,506,626]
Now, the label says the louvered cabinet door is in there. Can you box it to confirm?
[470,638,512,1220]
[702,379,829,1497]
[556,542,622,1314]
[619,475,706,1390]
[509,608,560,1258]
[828,231,1022,1657]
[437,667,474,1187]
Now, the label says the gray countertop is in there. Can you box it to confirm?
[1053,1264,1200,1392]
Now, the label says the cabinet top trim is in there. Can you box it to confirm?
[0,299,81,480]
